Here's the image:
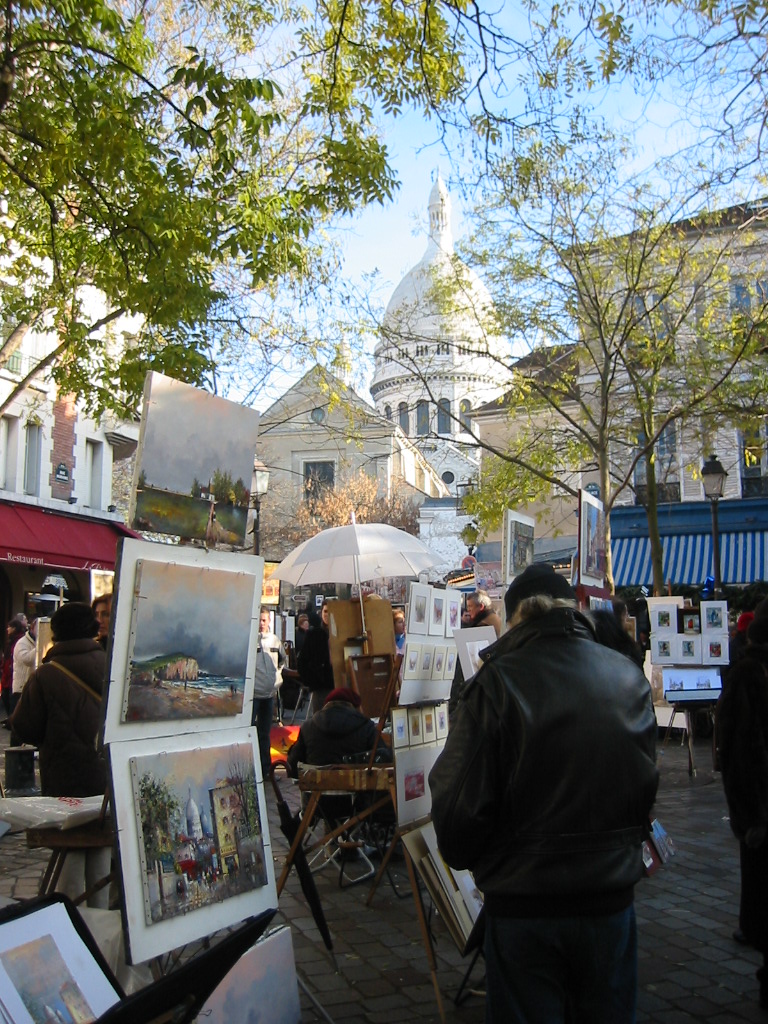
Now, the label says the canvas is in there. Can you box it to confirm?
[407,583,431,636]
[103,539,262,743]
[129,372,260,543]
[197,926,300,1024]
[578,489,606,588]
[501,509,535,585]
[109,727,277,964]
[455,626,497,681]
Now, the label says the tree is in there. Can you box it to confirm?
[263,467,419,556]
[139,772,181,901]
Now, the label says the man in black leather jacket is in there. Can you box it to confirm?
[429,564,658,1024]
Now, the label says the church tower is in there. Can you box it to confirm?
[369,174,511,492]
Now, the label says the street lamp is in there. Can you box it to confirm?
[251,459,270,556]
[701,454,727,598]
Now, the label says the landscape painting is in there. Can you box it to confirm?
[1,934,96,1024]
[130,372,260,543]
[110,728,277,964]
[123,558,256,723]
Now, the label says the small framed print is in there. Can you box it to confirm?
[443,645,457,680]
[391,707,409,748]
[677,634,702,664]
[408,706,423,745]
[408,583,431,636]
[431,644,447,680]
[403,641,422,680]
[429,590,446,636]
[421,706,437,743]
[444,589,462,637]
[420,644,434,677]
[651,636,674,664]
[435,703,449,740]
[650,603,679,634]
[701,601,728,633]
[678,608,701,635]
[703,634,729,665]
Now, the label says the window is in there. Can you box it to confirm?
[303,460,334,502]
[441,470,455,485]
[23,420,41,496]
[436,398,451,434]
[633,422,680,505]
[436,342,450,355]
[459,400,472,432]
[85,439,104,508]
[416,400,429,435]
[384,405,392,421]
[741,424,768,497]
[0,415,19,490]
[398,402,409,433]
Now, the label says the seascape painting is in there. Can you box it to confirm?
[130,742,269,929]
[124,558,256,723]
[130,372,260,543]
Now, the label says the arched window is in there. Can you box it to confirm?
[384,404,392,421]
[459,399,472,432]
[437,398,450,434]
[416,400,429,435]
[398,402,409,433]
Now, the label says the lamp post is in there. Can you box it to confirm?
[701,454,727,598]
[251,459,270,556]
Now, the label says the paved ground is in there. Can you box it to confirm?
[0,725,763,1023]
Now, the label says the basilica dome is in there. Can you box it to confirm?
[370,174,510,459]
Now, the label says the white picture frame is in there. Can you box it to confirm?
[103,538,263,744]
[578,489,606,588]
[444,589,462,638]
[701,601,728,633]
[431,644,447,680]
[676,634,702,665]
[501,509,535,586]
[408,706,424,746]
[443,645,457,680]
[702,634,729,665]
[407,583,431,636]
[650,635,675,664]
[420,644,434,677]
[421,706,437,744]
[402,641,422,681]
[109,727,277,964]
[428,590,447,636]
[391,707,409,748]
[435,703,449,740]
[649,602,679,635]
[454,626,497,681]
[395,743,443,827]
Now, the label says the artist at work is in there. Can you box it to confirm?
[429,564,658,1024]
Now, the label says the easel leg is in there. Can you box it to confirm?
[403,846,446,1024]
[685,709,697,776]
[277,792,319,895]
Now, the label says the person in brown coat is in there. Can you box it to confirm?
[11,601,106,797]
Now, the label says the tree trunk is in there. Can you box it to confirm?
[644,455,666,594]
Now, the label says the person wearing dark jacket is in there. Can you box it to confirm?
[429,564,659,1024]
[286,687,378,776]
[11,601,109,907]
[717,613,768,1009]
[296,608,335,714]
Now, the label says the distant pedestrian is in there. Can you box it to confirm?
[2,615,27,719]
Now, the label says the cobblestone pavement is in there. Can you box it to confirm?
[0,726,761,1023]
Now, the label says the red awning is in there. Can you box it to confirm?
[0,501,138,572]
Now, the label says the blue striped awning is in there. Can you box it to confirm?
[611,531,768,588]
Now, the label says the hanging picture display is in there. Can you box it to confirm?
[578,489,606,588]
[109,727,276,964]
[102,538,263,744]
[129,371,260,544]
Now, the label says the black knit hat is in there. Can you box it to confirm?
[51,602,99,642]
[504,564,577,622]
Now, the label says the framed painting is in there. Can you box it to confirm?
[454,626,497,682]
[650,636,675,665]
[428,590,446,637]
[109,727,277,964]
[578,489,606,589]
[444,589,462,637]
[402,641,422,681]
[103,539,263,743]
[421,706,437,744]
[419,644,434,678]
[649,602,679,635]
[431,644,447,681]
[129,371,260,544]
[676,634,702,665]
[0,896,122,1022]
[703,634,729,665]
[435,703,449,740]
[395,743,443,827]
[443,645,457,680]
[391,707,409,749]
[701,601,728,634]
[678,608,701,635]
[407,583,431,636]
[501,509,535,586]
[407,706,423,745]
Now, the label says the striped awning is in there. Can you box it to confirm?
[611,531,768,588]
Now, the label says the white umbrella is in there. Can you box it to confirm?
[271,522,440,634]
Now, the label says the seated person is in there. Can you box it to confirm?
[287,687,378,776]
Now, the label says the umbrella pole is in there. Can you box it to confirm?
[355,556,368,653]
